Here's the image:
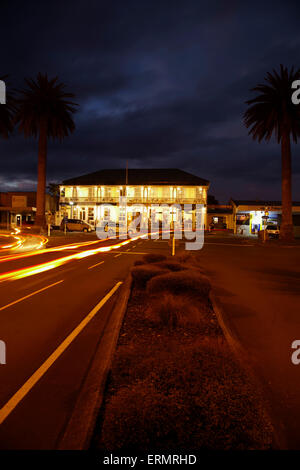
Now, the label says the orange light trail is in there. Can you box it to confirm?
[0,234,148,282]
[0,229,25,250]
[0,236,111,264]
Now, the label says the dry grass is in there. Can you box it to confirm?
[147,269,211,301]
[145,292,206,328]
[95,255,273,451]
[131,264,168,289]
[142,253,167,264]
[133,259,145,266]
[154,260,186,272]
[101,336,273,451]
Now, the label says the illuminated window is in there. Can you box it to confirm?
[65,187,72,198]
[88,207,94,223]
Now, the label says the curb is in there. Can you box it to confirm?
[209,287,287,450]
[57,275,132,450]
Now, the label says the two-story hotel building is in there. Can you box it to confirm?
[59,168,210,228]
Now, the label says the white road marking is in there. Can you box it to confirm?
[114,253,122,258]
[0,280,64,312]
[88,260,104,270]
[0,281,123,425]
[126,248,131,251]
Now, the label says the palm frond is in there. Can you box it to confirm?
[15,72,78,140]
[244,64,300,143]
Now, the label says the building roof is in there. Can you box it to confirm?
[207,205,233,214]
[62,169,209,187]
[231,199,300,207]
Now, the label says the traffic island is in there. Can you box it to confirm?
[91,254,274,451]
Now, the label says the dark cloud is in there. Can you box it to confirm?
[1,0,300,201]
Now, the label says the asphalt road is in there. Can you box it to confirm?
[0,234,155,449]
[0,232,299,449]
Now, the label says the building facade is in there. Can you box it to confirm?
[59,169,210,229]
[231,199,300,236]
[207,204,234,230]
[0,191,57,229]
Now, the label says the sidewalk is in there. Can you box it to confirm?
[45,230,99,248]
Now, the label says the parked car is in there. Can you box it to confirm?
[266,224,280,238]
[60,218,94,232]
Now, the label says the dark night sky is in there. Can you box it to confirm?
[1,0,300,202]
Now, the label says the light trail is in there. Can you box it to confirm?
[0,228,25,250]
[0,227,165,266]
[0,234,148,282]
[0,236,103,264]
[0,228,47,253]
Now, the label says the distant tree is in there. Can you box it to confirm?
[47,182,60,211]
[0,75,15,139]
[244,64,300,241]
[47,182,60,197]
[207,194,219,205]
[15,73,77,229]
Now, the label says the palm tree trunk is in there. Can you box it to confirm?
[35,119,47,229]
[280,130,294,240]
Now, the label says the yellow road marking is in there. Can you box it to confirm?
[111,251,148,255]
[114,253,122,258]
[0,281,122,425]
[88,260,104,270]
[0,280,64,312]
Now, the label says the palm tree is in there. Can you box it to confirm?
[244,64,300,241]
[15,73,77,229]
[0,75,15,139]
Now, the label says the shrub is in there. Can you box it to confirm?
[131,264,168,289]
[101,337,273,450]
[142,253,167,264]
[154,260,186,272]
[145,292,205,328]
[147,269,211,301]
[133,259,144,266]
[176,253,193,264]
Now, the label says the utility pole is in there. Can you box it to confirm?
[263,206,269,242]
[171,207,175,256]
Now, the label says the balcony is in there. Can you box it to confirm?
[60,196,206,205]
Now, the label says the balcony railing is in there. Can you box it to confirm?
[60,196,206,205]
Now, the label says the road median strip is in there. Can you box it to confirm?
[91,252,274,451]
